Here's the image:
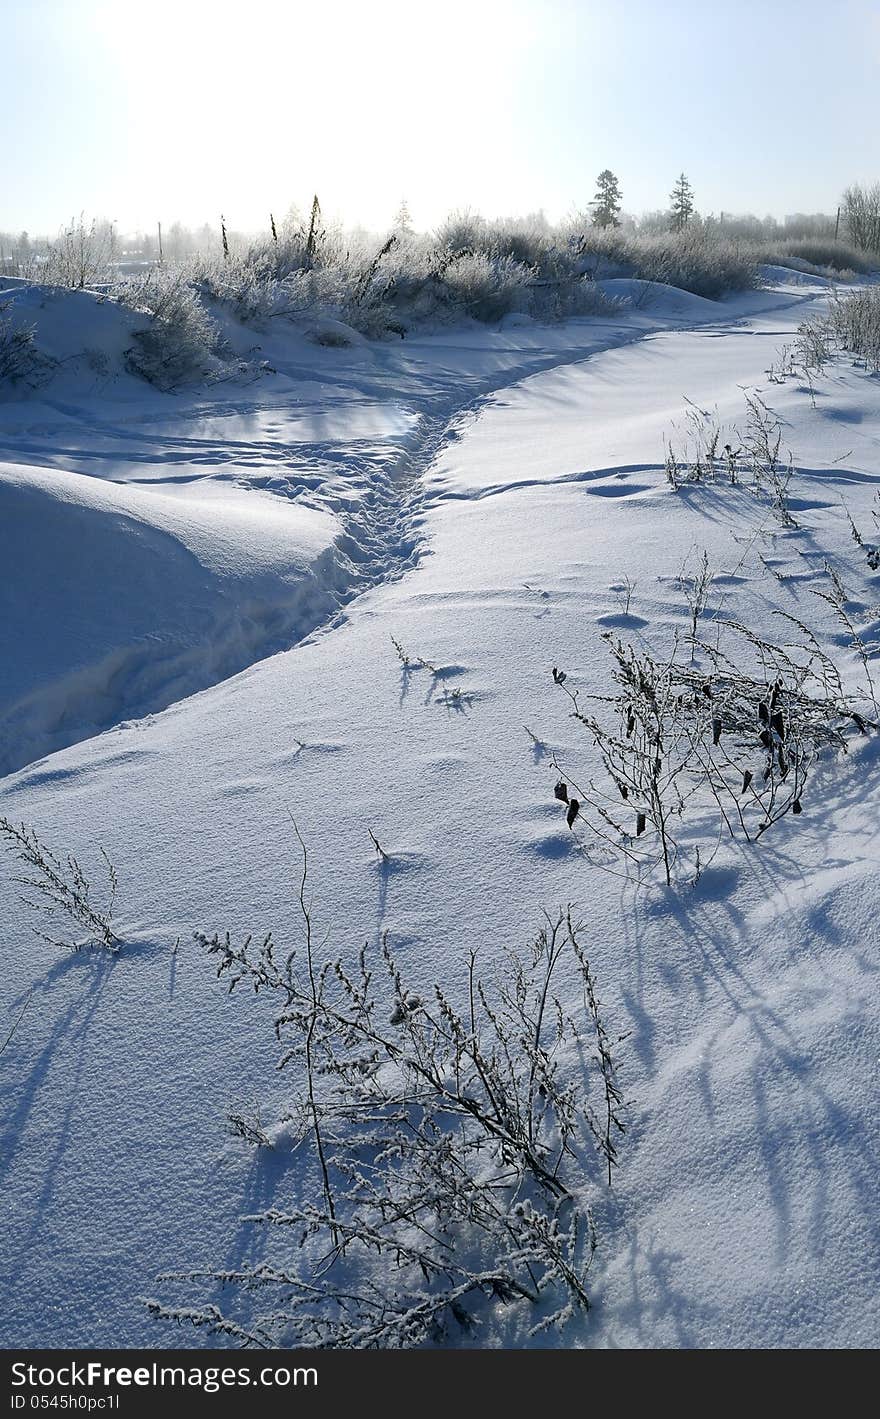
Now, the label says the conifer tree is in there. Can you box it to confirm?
[394,199,414,235]
[669,172,695,230]
[591,170,622,228]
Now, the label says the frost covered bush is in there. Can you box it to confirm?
[481,215,555,268]
[191,252,285,324]
[26,214,116,289]
[434,208,488,255]
[182,228,601,335]
[561,223,758,297]
[145,841,624,1348]
[188,225,415,336]
[551,613,872,886]
[0,301,42,383]
[758,237,877,277]
[794,287,880,374]
[118,269,228,389]
[632,231,758,299]
[438,250,533,321]
[567,222,635,278]
[819,286,880,370]
[82,203,787,366]
[0,817,121,952]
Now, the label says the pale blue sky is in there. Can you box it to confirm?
[2,0,878,234]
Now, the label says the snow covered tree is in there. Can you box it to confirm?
[591,170,622,228]
[394,199,414,235]
[669,173,695,230]
[842,183,880,253]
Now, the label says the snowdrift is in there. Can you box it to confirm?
[599,277,724,319]
[0,461,340,775]
[0,279,155,398]
[757,262,840,288]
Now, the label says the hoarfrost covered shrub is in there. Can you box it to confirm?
[145,840,625,1348]
[551,617,872,887]
[103,209,766,356]
[118,269,228,389]
[0,817,121,952]
[481,214,555,267]
[191,227,417,336]
[824,286,880,369]
[634,230,758,299]
[662,389,797,529]
[759,237,877,276]
[438,249,533,322]
[0,300,42,383]
[434,208,488,255]
[181,227,613,335]
[27,214,116,289]
[566,223,634,278]
[797,286,880,372]
[563,223,758,297]
[192,251,285,324]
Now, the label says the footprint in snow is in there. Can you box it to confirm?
[597,611,649,630]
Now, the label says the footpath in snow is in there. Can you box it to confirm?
[0,273,825,775]
[1,271,878,1349]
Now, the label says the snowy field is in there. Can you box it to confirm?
[1,270,879,1349]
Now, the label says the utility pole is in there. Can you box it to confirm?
[157,221,163,264]
[835,205,841,240]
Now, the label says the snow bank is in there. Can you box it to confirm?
[758,262,839,288]
[0,279,151,398]
[0,461,340,775]
[599,277,723,319]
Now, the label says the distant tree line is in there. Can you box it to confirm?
[2,181,880,281]
[587,169,880,249]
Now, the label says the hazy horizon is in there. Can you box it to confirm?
[3,0,879,235]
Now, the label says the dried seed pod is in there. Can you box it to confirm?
[741,769,753,795]
[566,798,580,829]
[759,728,772,750]
[852,711,868,734]
[792,798,802,815]
[617,780,629,800]
[758,701,770,726]
[626,712,635,737]
[770,710,785,740]
[636,811,647,836]
[552,666,567,684]
[553,780,569,804]
[702,682,713,699]
[778,748,789,778]
[712,718,722,745]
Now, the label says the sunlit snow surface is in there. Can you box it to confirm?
[1,272,878,1348]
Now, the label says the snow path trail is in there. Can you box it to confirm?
[2,278,879,1349]
[0,280,832,777]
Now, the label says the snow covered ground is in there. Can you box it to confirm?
[1,270,878,1349]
